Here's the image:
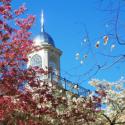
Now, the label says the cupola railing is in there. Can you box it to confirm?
[50,72,90,97]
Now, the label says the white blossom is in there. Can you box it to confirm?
[110,44,115,51]
[74,84,79,89]
[89,78,125,118]
[48,82,52,87]
[37,103,41,109]
[80,60,84,64]
[72,97,77,103]
[59,89,63,93]
[83,38,87,43]
[75,53,80,60]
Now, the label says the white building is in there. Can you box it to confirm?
[28,12,62,81]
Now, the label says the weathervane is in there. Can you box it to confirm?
[41,10,44,32]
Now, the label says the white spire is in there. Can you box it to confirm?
[41,10,44,32]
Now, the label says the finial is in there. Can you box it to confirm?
[41,10,44,32]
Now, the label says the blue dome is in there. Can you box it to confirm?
[34,32,55,47]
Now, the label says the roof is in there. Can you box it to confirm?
[33,31,55,47]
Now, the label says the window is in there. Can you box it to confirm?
[30,54,42,67]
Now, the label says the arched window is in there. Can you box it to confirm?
[30,54,42,67]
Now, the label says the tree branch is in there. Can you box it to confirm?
[102,114,112,124]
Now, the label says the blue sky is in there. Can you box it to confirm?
[13,0,125,89]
